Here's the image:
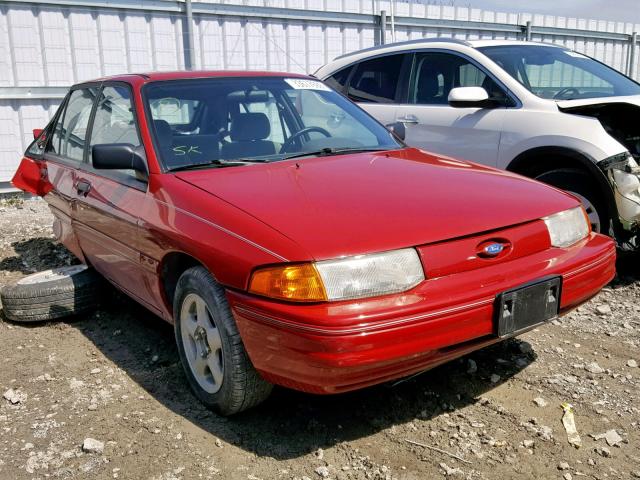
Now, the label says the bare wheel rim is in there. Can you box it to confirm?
[569,191,601,233]
[16,265,87,285]
[179,293,224,394]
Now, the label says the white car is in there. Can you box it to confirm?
[315,39,640,250]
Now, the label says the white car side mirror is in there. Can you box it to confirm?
[448,87,491,108]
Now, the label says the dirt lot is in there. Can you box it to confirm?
[0,196,639,480]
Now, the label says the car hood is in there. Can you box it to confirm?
[175,148,578,261]
[556,95,640,109]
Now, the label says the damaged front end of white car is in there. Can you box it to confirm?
[600,152,640,235]
[559,100,640,249]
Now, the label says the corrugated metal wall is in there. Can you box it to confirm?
[1,0,639,184]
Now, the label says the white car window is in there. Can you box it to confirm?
[409,52,509,105]
[347,54,405,103]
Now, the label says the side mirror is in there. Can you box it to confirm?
[33,128,44,140]
[92,144,147,176]
[448,87,493,109]
[385,121,406,141]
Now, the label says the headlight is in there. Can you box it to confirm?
[543,206,590,248]
[248,248,425,302]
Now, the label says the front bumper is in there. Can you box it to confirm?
[228,234,615,394]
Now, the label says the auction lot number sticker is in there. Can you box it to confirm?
[285,78,331,91]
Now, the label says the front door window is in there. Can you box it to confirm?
[89,85,143,178]
[409,52,511,105]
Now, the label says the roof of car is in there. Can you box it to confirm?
[78,70,310,85]
[333,38,564,62]
[467,39,564,48]
[334,37,472,60]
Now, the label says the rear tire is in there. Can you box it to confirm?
[535,168,610,234]
[0,265,101,322]
[173,266,273,416]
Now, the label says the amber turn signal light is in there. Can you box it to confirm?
[249,263,328,302]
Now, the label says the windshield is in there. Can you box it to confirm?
[478,45,640,100]
[144,77,401,170]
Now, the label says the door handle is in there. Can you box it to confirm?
[76,179,92,197]
[396,114,418,124]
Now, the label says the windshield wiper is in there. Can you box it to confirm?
[167,159,260,172]
[282,147,390,161]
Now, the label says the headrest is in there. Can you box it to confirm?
[229,113,270,142]
[153,119,172,148]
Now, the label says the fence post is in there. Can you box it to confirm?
[380,10,387,45]
[629,32,638,79]
[525,20,532,41]
[184,0,196,70]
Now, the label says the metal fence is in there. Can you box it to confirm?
[1,0,639,186]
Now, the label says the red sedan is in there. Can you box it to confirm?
[12,71,615,415]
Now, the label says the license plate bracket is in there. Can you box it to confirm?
[496,276,562,337]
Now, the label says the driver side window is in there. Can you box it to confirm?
[410,52,511,105]
[89,85,141,177]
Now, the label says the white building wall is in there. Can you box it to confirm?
[0,0,639,183]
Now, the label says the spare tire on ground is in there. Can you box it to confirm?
[1,265,102,322]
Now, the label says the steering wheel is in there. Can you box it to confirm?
[554,87,581,100]
[279,127,332,153]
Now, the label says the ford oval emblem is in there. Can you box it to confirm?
[476,239,511,259]
[484,243,504,256]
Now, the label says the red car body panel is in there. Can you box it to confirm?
[12,157,52,197]
[175,148,580,261]
[11,71,617,395]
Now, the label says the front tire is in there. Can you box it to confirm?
[173,266,273,415]
[535,168,610,234]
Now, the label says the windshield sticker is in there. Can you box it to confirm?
[285,78,331,91]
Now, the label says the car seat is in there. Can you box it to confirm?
[154,119,220,168]
[220,113,276,160]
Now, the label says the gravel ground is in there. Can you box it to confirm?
[0,196,639,480]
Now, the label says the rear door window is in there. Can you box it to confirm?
[47,88,98,162]
[324,66,353,93]
[347,54,405,103]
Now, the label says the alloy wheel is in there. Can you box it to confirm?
[179,293,224,394]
